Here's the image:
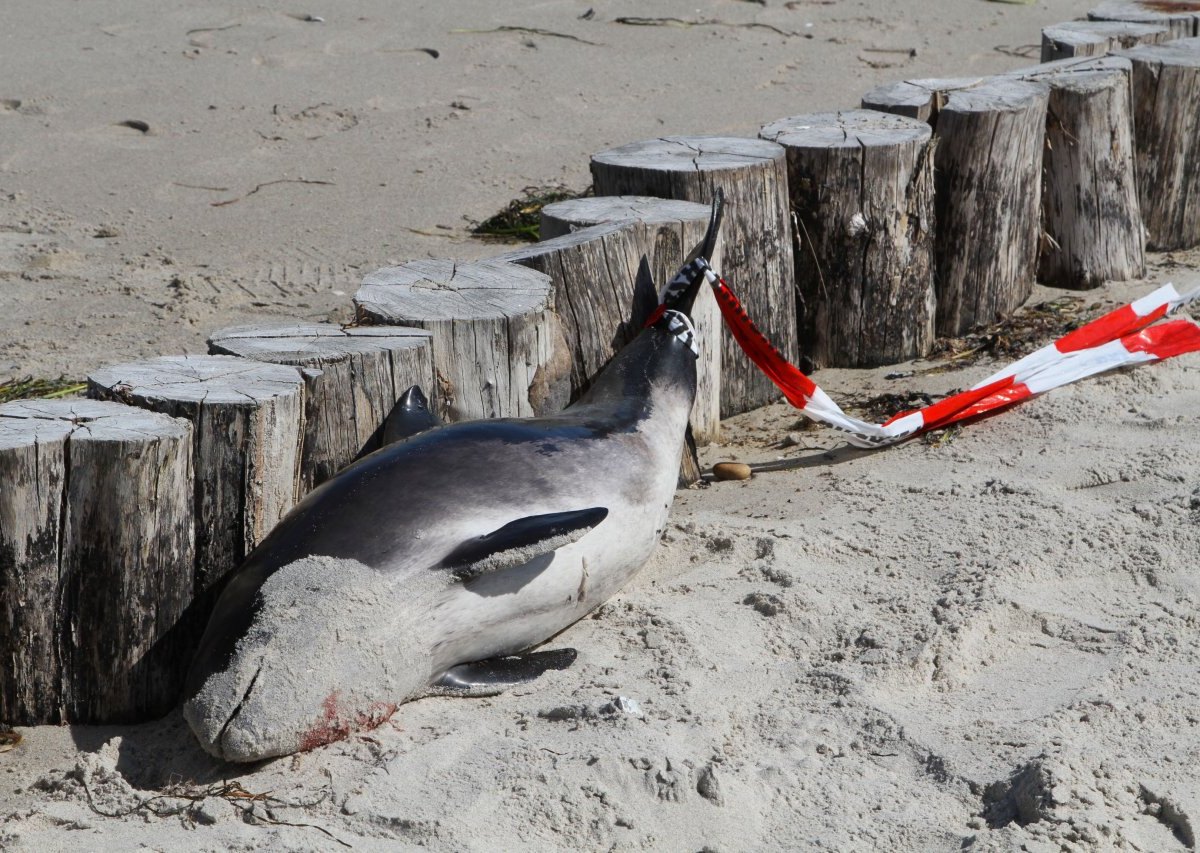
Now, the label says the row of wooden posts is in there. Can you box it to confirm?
[2,4,1199,726]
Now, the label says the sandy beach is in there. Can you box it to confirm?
[3,1,1200,850]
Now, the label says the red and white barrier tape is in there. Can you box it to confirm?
[704,270,1200,449]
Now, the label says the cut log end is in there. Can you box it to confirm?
[88,355,306,592]
[1088,2,1200,39]
[354,259,569,421]
[1041,19,1170,62]
[209,323,435,492]
[590,135,788,174]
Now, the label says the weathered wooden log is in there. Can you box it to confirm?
[1089,1,1200,39]
[536,196,724,446]
[208,323,435,493]
[1,399,193,724]
[1042,20,1169,61]
[355,259,570,421]
[88,355,305,593]
[1116,38,1200,250]
[1003,56,1145,288]
[861,77,986,125]
[590,136,796,417]
[496,222,648,398]
[932,80,1050,335]
[760,110,936,367]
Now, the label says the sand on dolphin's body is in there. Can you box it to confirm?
[4,0,1200,850]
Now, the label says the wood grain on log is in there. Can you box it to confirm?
[355,259,570,421]
[497,222,648,398]
[88,356,305,593]
[590,136,796,417]
[1117,38,1200,250]
[209,324,434,492]
[761,110,936,367]
[1042,20,1169,61]
[932,80,1049,335]
[860,77,986,125]
[1089,1,1200,39]
[537,196,723,446]
[1005,56,1146,287]
[0,399,193,724]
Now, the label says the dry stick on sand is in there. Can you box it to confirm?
[449,26,602,46]
[77,778,351,848]
[212,179,334,207]
[613,16,807,38]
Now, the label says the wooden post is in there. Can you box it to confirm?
[1004,56,1146,288]
[760,109,936,367]
[496,222,648,399]
[88,355,306,593]
[1089,2,1200,39]
[928,81,1050,335]
[863,78,1050,334]
[590,136,796,418]
[209,324,435,493]
[1,399,193,724]
[354,259,571,421]
[861,77,986,125]
[1042,20,1169,61]
[535,197,724,446]
[1117,38,1200,250]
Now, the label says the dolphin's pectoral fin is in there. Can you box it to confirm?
[434,648,578,696]
[382,385,442,445]
[440,507,609,582]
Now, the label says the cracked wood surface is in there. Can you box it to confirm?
[761,109,936,368]
[1008,56,1146,288]
[1118,38,1200,250]
[87,355,305,593]
[1041,20,1170,62]
[354,259,569,422]
[208,323,434,493]
[0,399,193,723]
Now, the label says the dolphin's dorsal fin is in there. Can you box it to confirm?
[382,385,442,445]
[440,507,608,582]
[433,647,578,696]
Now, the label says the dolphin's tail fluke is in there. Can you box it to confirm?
[652,188,725,320]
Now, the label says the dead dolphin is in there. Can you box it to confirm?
[183,195,725,762]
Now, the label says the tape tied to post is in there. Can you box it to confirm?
[700,262,1200,448]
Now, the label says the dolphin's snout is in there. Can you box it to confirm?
[183,555,424,762]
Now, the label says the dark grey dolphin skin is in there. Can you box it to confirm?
[183,195,724,762]
[381,384,441,445]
